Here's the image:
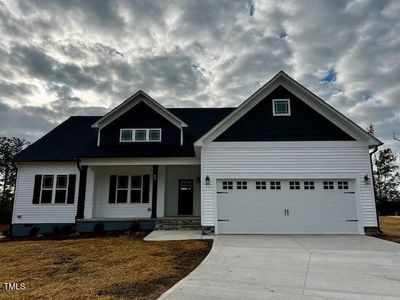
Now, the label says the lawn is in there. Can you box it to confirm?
[0,235,212,299]
[379,216,400,244]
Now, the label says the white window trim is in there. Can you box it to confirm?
[40,174,69,204]
[119,128,162,143]
[272,99,291,116]
[114,175,144,204]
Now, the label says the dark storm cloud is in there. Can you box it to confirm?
[10,45,96,89]
[0,80,37,99]
[17,0,125,32]
[0,0,398,155]
[0,102,56,140]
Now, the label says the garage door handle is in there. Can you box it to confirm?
[344,192,355,194]
[217,192,229,194]
[346,219,358,222]
[218,219,230,222]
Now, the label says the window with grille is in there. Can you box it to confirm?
[323,181,334,190]
[304,181,315,190]
[256,181,267,190]
[222,181,233,190]
[289,181,300,190]
[338,181,349,190]
[270,181,281,190]
[236,181,247,190]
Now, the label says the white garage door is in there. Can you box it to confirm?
[217,179,359,234]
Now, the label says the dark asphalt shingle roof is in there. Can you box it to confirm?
[14,108,235,162]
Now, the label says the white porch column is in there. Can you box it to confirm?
[157,165,165,217]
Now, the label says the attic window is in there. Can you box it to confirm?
[273,99,290,116]
[120,129,161,142]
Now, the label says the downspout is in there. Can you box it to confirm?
[369,145,381,232]
[75,158,87,220]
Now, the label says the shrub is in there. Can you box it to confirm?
[52,225,61,236]
[93,223,105,234]
[61,224,75,236]
[0,200,12,224]
[29,226,39,237]
[129,221,140,233]
[2,228,9,238]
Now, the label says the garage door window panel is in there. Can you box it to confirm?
[222,181,233,190]
[256,181,267,190]
[323,181,334,190]
[289,181,300,190]
[338,181,349,190]
[270,181,281,190]
[237,181,247,190]
[304,181,315,190]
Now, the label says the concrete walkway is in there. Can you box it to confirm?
[160,235,400,299]
[144,230,214,241]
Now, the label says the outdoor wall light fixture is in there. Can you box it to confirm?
[364,175,371,185]
[205,175,210,185]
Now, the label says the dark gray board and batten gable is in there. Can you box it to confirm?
[214,86,355,142]
[100,101,181,146]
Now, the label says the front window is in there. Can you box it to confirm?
[40,175,70,204]
[120,129,162,142]
[55,175,68,203]
[116,176,129,203]
[41,175,54,203]
[149,129,161,141]
[130,176,142,203]
[273,99,290,116]
[114,175,144,203]
[120,129,133,141]
[135,129,147,141]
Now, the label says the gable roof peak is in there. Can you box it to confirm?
[91,90,188,129]
[194,71,382,147]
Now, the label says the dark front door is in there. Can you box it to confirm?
[178,179,193,215]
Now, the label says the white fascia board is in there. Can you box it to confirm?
[194,71,382,147]
[80,157,200,166]
[92,91,188,129]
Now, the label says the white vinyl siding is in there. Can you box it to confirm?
[201,141,377,229]
[84,167,95,219]
[12,163,80,224]
[92,166,154,218]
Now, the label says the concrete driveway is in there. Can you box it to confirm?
[160,235,400,299]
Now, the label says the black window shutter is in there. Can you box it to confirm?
[67,174,76,204]
[32,175,42,204]
[142,175,150,203]
[109,175,117,203]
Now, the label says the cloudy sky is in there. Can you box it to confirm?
[0,0,399,154]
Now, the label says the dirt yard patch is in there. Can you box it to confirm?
[0,235,212,299]
[0,224,9,233]
[378,216,400,244]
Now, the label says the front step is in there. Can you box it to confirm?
[155,218,202,230]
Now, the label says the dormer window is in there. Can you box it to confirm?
[120,129,162,142]
[273,99,290,116]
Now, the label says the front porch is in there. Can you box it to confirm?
[76,216,202,232]
[80,163,201,222]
